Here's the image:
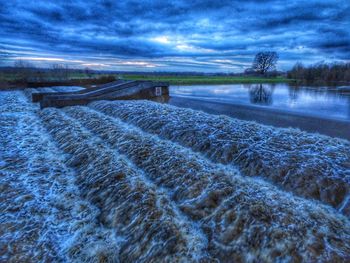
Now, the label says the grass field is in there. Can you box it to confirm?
[0,70,290,86]
[119,74,290,85]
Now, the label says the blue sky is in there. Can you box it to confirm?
[0,0,349,72]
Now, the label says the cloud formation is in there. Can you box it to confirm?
[0,0,349,72]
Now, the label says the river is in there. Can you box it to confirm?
[168,83,350,140]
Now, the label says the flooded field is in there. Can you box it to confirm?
[1,90,350,262]
[169,84,350,140]
[170,84,350,120]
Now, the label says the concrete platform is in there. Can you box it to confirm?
[31,80,125,102]
[39,80,169,108]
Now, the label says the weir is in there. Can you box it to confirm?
[32,80,169,108]
[31,80,124,102]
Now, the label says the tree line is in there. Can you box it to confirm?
[2,60,97,82]
[247,52,350,85]
[287,62,350,84]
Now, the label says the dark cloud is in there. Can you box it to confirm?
[0,0,349,72]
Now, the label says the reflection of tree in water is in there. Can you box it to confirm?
[288,86,300,103]
[249,84,273,105]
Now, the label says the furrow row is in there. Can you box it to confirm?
[90,100,350,214]
[0,90,38,113]
[64,105,350,262]
[0,91,115,262]
[39,108,207,262]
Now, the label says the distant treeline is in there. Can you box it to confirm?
[0,60,104,82]
[0,60,119,83]
[0,61,118,88]
[287,62,350,84]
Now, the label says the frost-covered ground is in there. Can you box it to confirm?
[1,90,350,262]
[91,100,350,215]
[0,92,118,262]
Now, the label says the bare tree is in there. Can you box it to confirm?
[252,52,279,75]
[84,67,93,78]
[288,62,350,83]
[14,60,35,81]
[51,64,70,80]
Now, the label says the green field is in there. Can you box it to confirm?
[0,70,290,86]
[119,74,290,85]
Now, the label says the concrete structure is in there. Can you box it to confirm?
[31,80,124,102]
[36,80,169,108]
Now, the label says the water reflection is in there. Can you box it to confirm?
[170,83,350,120]
[288,86,300,104]
[249,84,273,105]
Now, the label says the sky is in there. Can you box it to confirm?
[0,0,349,72]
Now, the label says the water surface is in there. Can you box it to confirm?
[170,84,350,120]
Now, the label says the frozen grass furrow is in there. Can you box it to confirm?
[0,90,38,113]
[65,105,350,262]
[0,91,118,262]
[39,108,207,262]
[23,88,35,100]
[90,100,350,214]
